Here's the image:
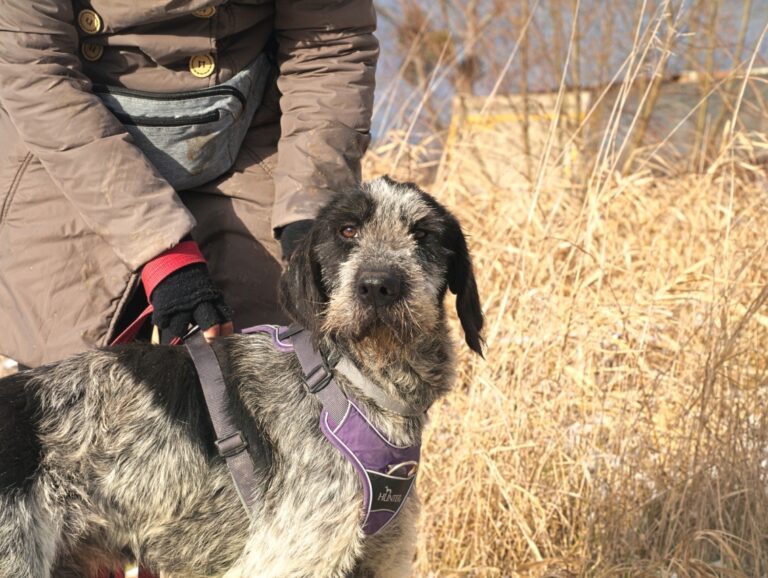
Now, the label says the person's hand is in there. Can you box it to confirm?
[202,320,234,342]
[149,263,233,343]
[142,240,233,344]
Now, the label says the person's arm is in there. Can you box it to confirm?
[0,0,234,339]
[0,0,195,270]
[272,0,379,234]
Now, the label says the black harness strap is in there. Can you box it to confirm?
[185,329,257,517]
[291,329,349,425]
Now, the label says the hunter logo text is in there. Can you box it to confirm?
[378,486,403,504]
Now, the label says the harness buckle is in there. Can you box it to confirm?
[215,431,249,458]
[277,323,304,341]
[303,363,333,394]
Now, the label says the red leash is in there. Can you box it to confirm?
[110,304,154,346]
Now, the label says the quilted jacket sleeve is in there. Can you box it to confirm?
[272,0,379,232]
[0,0,195,271]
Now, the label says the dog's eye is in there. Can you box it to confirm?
[340,225,359,239]
[413,229,429,241]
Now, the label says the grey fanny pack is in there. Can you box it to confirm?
[93,53,271,190]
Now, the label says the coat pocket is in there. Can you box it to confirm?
[92,53,271,191]
[0,152,33,230]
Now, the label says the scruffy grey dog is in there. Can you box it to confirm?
[0,176,484,578]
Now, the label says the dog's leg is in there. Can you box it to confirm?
[234,484,366,578]
[50,557,96,578]
[351,497,419,578]
[352,528,417,578]
[0,493,58,578]
[235,520,364,578]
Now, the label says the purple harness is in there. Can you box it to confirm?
[243,324,421,535]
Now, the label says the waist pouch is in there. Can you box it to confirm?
[93,53,271,191]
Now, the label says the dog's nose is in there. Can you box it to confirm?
[356,270,402,307]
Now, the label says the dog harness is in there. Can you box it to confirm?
[240,324,422,535]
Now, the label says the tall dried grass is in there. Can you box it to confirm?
[366,121,768,578]
[365,5,768,575]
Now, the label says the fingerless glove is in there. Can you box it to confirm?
[142,240,232,340]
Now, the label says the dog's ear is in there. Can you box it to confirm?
[445,214,485,356]
[278,228,326,334]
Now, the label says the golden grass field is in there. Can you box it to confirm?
[362,79,768,578]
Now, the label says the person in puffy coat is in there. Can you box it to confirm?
[0,0,378,367]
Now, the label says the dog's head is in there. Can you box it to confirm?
[279,176,484,355]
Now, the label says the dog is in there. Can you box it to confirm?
[0,176,484,578]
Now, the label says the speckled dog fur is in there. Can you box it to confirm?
[0,177,484,578]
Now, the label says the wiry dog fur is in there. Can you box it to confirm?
[0,177,484,578]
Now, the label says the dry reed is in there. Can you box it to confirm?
[365,121,768,578]
[364,4,768,574]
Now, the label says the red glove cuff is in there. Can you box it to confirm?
[141,240,206,299]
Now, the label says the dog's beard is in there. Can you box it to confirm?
[323,292,440,348]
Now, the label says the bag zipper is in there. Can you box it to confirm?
[92,84,247,108]
[112,109,221,127]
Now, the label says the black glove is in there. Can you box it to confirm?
[279,219,314,260]
[149,263,233,341]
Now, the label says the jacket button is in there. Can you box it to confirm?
[192,6,217,18]
[189,53,216,78]
[78,9,102,35]
[81,43,104,62]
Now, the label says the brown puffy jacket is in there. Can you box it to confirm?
[0,0,378,367]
